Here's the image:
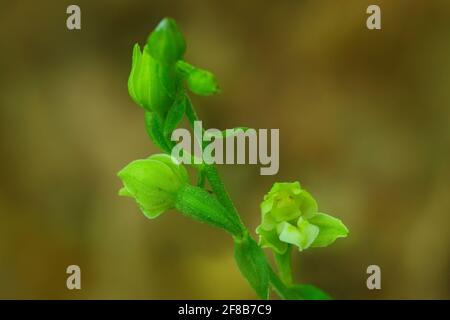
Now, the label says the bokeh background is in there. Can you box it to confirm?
[0,0,449,299]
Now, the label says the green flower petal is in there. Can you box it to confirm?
[271,203,301,222]
[147,154,189,184]
[118,186,133,197]
[259,211,277,231]
[309,213,349,248]
[277,222,303,248]
[296,217,320,250]
[260,197,274,216]
[278,219,319,251]
[298,190,318,218]
[256,226,288,254]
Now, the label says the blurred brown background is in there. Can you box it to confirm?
[0,0,449,299]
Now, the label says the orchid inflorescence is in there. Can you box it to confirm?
[118,17,348,299]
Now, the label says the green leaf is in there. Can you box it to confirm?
[163,97,186,138]
[234,234,270,300]
[309,213,349,248]
[175,184,244,237]
[289,284,331,300]
[144,111,172,152]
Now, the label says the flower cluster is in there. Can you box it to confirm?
[118,17,350,300]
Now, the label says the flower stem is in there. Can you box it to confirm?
[274,247,293,286]
[183,95,293,299]
[268,266,296,300]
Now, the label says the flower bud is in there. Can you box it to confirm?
[176,61,220,96]
[256,182,348,253]
[118,154,188,219]
[187,68,220,96]
[147,18,186,64]
[128,44,178,117]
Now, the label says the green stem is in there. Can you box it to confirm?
[268,267,296,300]
[184,97,242,223]
[181,94,294,299]
[274,247,293,286]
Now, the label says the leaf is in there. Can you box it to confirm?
[163,97,186,138]
[289,284,331,300]
[175,185,243,237]
[309,213,349,248]
[144,111,172,152]
[234,234,270,300]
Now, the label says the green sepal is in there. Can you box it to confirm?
[234,233,270,300]
[147,18,186,64]
[309,213,349,248]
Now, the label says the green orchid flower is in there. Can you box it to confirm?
[118,154,189,219]
[118,154,244,236]
[256,182,348,254]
